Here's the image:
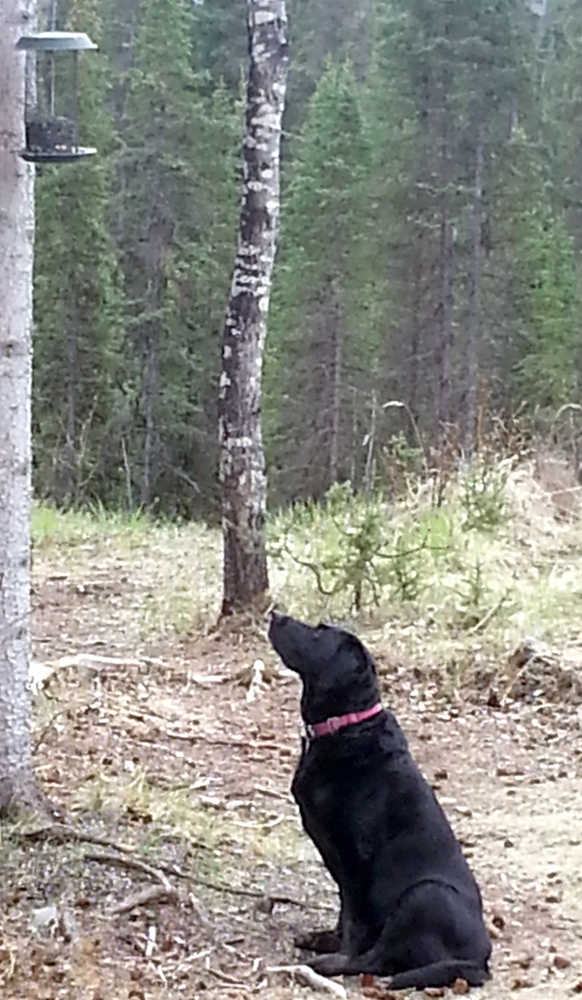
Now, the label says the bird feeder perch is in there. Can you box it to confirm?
[16,32,98,163]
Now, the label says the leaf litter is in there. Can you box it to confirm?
[2,518,582,999]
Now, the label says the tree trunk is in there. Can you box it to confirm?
[219,0,288,616]
[0,0,39,815]
[329,287,342,487]
[63,313,78,504]
[363,389,377,494]
[435,212,455,434]
[141,330,158,508]
[408,228,424,427]
[463,130,484,454]
[434,26,456,443]
[140,204,172,509]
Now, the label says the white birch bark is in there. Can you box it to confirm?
[0,0,37,813]
[218,0,288,615]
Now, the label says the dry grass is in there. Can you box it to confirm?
[9,459,580,999]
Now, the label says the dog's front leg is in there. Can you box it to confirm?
[295,893,344,954]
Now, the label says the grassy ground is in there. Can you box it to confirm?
[2,458,582,999]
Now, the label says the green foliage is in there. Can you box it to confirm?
[459,457,510,532]
[271,483,437,611]
[271,485,390,611]
[515,210,580,407]
[33,0,124,506]
[454,559,488,629]
[27,0,582,518]
[266,60,377,503]
[390,527,425,602]
[31,501,152,549]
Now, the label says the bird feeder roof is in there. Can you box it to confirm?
[16,31,98,52]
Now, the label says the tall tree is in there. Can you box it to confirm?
[219,0,288,615]
[370,0,533,449]
[0,0,39,814]
[267,60,371,501]
[115,0,241,514]
[33,0,123,507]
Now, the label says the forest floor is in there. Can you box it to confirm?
[2,469,582,1000]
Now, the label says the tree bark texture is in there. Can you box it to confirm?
[0,0,37,814]
[218,0,288,615]
[463,130,484,454]
[328,281,342,488]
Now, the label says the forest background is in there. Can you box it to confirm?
[34,0,582,517]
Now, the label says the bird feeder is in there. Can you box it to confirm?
[16,32,98,163]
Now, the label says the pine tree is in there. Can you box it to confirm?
[118,0,241,513]
[368,0,534,448]
[267,60,372,501]
[33,0,123,506]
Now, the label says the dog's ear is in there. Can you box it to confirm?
[339,633,377,676]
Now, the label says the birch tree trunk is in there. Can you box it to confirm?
[0,0,39,814]
[218,0,288,616]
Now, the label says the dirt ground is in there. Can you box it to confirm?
[1,550,582,1000]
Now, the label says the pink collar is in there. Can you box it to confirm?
[306,702,383,740]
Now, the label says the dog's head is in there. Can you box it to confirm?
[268,611,381,725]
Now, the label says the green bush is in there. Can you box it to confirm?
[460,457,510,532]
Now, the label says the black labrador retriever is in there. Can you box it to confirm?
[268,611,491,990]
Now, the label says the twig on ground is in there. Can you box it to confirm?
[84,850,171,890]
[21,823,135,853]
[20,823,330,911]
[254,784,292,802]
[33,709,69,753]
[268,964,347,998]
[166,864,330,910]
[111,884,178,915]
[159,730,249,748]
[50,653,145,670]
[208,966,251,990]
[166,869,308,907]
[129,736,198,767]
[467,591,509,635]
[187,892,211,927]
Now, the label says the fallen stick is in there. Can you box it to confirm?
[22,823,135,854]
[22,824,331,911]
[111,884,177,915]
[467,591,509,635]
[208,966,251,990]
[84,850,171,890]
[268,964,347,998]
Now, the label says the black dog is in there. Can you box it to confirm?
[268,612,491,990]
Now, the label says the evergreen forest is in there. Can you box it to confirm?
[34,0,582,516]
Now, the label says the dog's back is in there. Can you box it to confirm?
[293,710,487,938]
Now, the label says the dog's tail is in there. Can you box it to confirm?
[388,959,489,990]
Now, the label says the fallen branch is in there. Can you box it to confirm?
[21,823,135,854]
[33,708,69,752]
[467,591,509,635]
[84,850,171,890]
[111,883,178,915]
[208,966,251,990]
[254,784,292,802]
[50,653,145,670]
[21,824,330,911]
[268,964,347,998]
[167,869,310,908]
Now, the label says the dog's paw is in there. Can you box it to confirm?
[295,929,341,954]
[309,952,349,977]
